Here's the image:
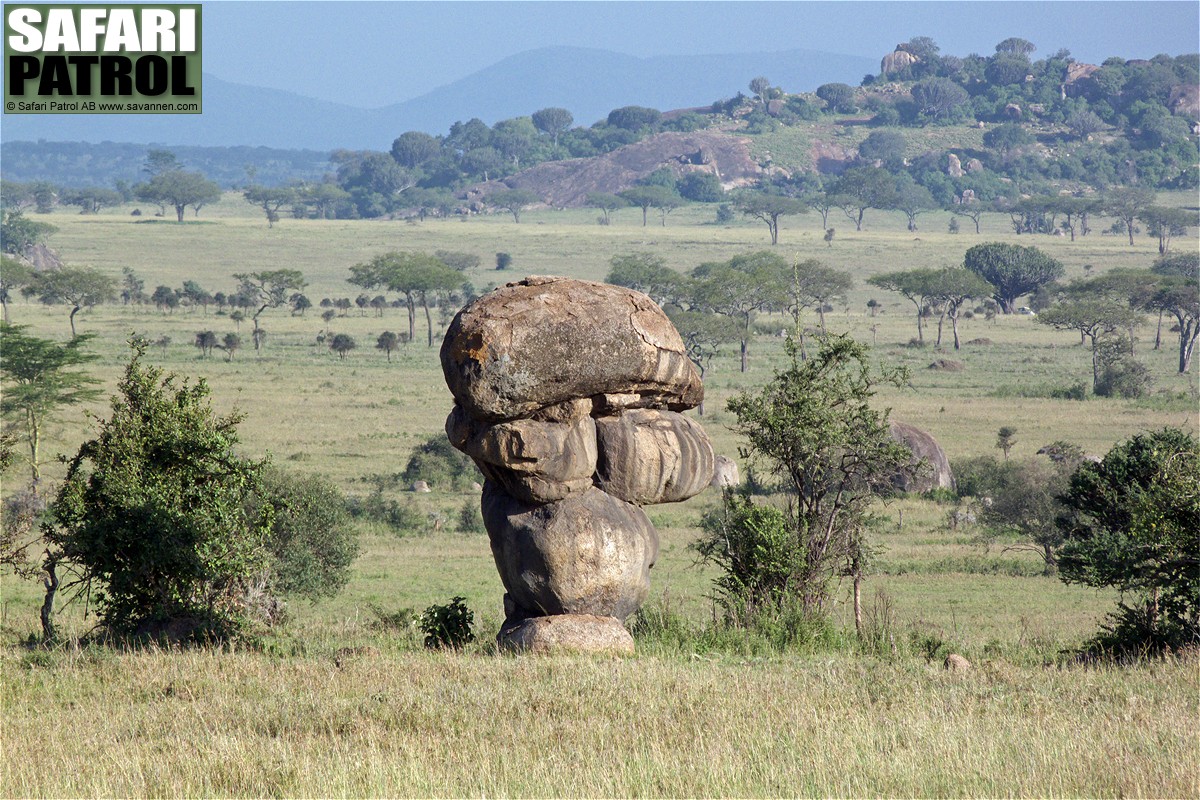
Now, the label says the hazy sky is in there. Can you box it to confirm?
[203,1,1200,109]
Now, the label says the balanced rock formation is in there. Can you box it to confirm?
[441,276,714,654]
[888,420,955,493]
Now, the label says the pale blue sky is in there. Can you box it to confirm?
[204,1,1200,108]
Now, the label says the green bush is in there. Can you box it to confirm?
[255,469,359,601]
[1058,428,1199,655]
[1094,358,1154,398]
[456,500,484,533]
[420,596,475,649]
[400,435,480,491]
[694,495,797,620]
[345,491,426,534]
[46,343,271,642]
[990,381,1087,400]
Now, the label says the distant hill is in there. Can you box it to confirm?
[0,46,875,151]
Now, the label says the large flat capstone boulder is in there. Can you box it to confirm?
[441,276,703,421]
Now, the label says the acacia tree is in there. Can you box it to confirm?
[329,333,357,360]
[1038,297,1144,390]
[1104,187,1155,247]
[194,330,218,358]
[963,242,1064,313]
[1145,276,1200,373]
[807,191,840,230]
[605,252,688,309]
[0,323,99,482]
[376,331,401,362]
[0,255,32,323]
[831,166,897,231]
[691,251,787,372]
[348,252,459,346]
[788,259,853,335]
[695,335,912,632]
[867,268,943,343]
[933,267,994,349]
[973,456,1078,574]
[1137,205,1195,254]
[222,333,241,361]
[244,185,297,228]
[1055,196,1101,241]
[738,194,807,245]
[619,186,678,227]
[950,199,986,234]
[137,170,221,222]
[24,266,116,337]
[664,309,739,415]
[586,192,628,225]
[891,179,938,232]
[488,188,540,223]
[232,269,307,350]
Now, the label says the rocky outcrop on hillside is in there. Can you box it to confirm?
[466,131,765,208]
[1062,62,1100,98]
[881,48,919,76]
[1169,84,1200,121]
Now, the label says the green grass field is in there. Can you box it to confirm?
[2,195,1197,797]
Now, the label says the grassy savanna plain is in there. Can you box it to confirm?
[2,194,1198,797]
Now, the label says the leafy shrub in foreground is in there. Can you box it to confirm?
[46,342,271,642]
[420,596,475,649]
[1058,428,1199,655]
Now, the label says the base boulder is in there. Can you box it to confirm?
[497,614,635,655]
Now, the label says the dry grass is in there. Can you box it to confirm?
[2,646,1196,797]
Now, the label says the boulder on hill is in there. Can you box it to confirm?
[1169,84,1200,121]
[881,48,919,75]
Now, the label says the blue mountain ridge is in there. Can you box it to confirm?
[1,45,875,150]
